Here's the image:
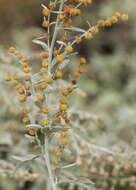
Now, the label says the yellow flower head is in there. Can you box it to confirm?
[65,45,73,53]
[28,129,36,136]
[42,8,50,16]
[44,75,53,84]
[56,54,65,63]
[41,120,48,126]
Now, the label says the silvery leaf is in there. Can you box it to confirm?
[31,73,43,84]
[50,21,57,26]
[25,134,35,140]
[32,39,48,50]
[61,163,77,169]
[26,124,43,129]
[63,27,86,33]
[52,11,63,14]
[12,154,39,162]
[86,20,91,28]
[51,127,64,133]
[58,59,70,69]
[41,4,48,9]
[66,52,78,58]
[56,41,66,46]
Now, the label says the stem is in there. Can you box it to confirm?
[44,138,57,190]
[41,2,65,189]
[48,0,64,72]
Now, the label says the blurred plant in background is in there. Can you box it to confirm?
[0,0,136,190]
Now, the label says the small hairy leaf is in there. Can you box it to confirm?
[32,39,48,50]
[63,27,86,33]
[12,154,39,162]
[58,59,70,69]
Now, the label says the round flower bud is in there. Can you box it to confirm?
[42,8,50,16]
[71,8,81,16]
[60,138,69,146]
[22,117,30,124]
[44,75,53,84]
[97,19,105,27]
[41,120,48,126]
[52,161,60,166]
[52,117,61,124]
[60,104,68,111]
[11,80,18,86]
[24,84,30,90]
[8,46,16,53]
[55,71,63,78]
[78,65,84,73]
[49,2,56,9]
[56,54,65,63]
[40,67,47,73]
[36,94,45,102]
[19,96,26,103]
[3,75,11,81]
[105,20,112,26]
[17,87,24,94]
[57,14,65,20]
[75,36,82,44]
[41,108,49,114]
[121,14,129,21]
[59,97,68,104]
[62,89,69,96]
[80,57,87,64]
[42,20,49,28]
[23,67,30,73]
[91,26,99,34]
[60,131,68,137]
[65,45,73,53]
[115,12,121,17]
[20,109,29,114]
[40,51,49,58]
[54,151,62,157]
[85,32,93,39]
[37,82,47,90]
[71,72,80,79]
[28,129,36,136]
[42,61,48,68]
[111,16,118,24]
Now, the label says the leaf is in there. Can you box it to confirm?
[12,154,39,162]
[41,4,48,9]
[50,127,66,133]
[50,22,57,26]
[63,27,86,33]
[58,59,70,69]
[26,124,43,129]
[61,163,77,169]
[25,134,35,140]
[32,39,48,50]
[78,177,94,185]
[31,73,43,84]
[52,11,63,14]
[56,40,66,46]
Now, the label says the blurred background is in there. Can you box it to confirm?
[0,0,136,189]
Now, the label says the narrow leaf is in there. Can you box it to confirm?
[58,59,70,69]
[56,40,66,46]
[63,27,86,33]
[12,154,39,162]
[32,39,48,50]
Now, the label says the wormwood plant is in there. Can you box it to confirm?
[3,0,128,190]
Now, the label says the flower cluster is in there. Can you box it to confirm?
[3,0,128,189]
